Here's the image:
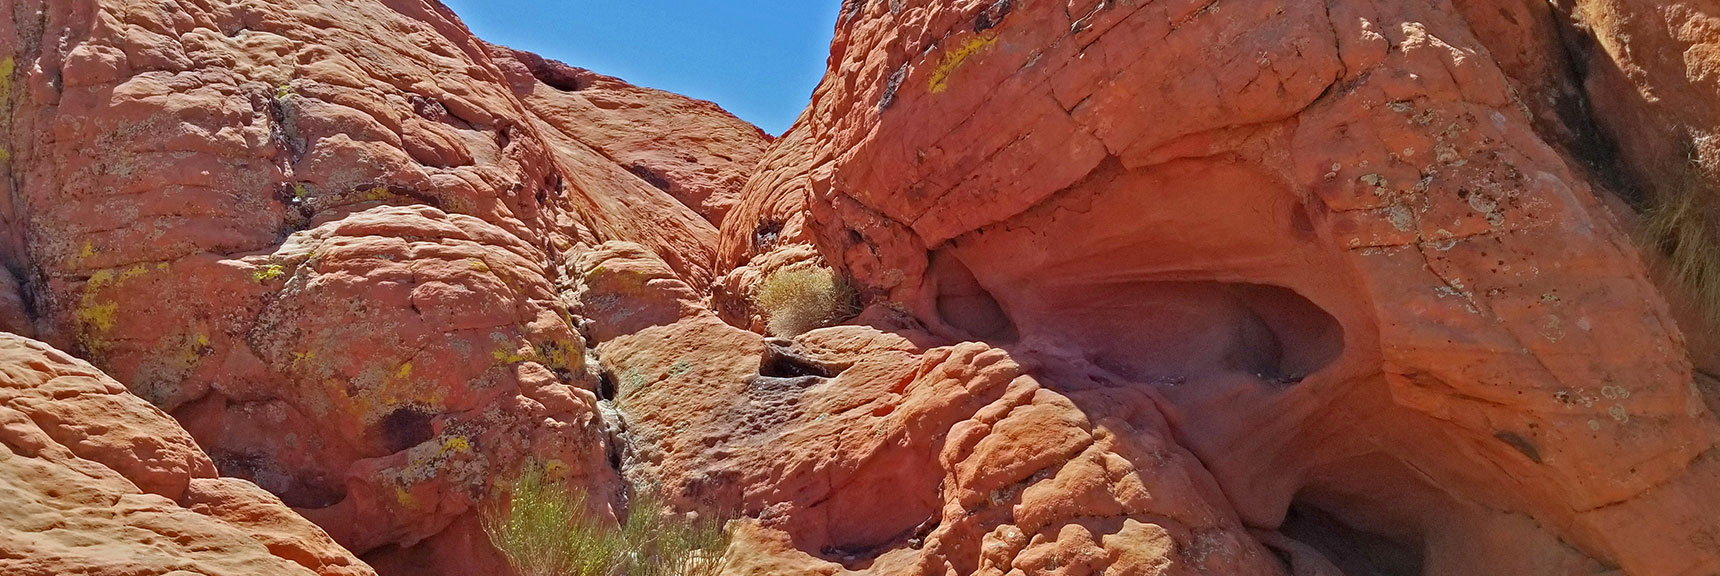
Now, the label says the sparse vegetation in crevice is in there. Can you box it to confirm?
[754,264,859,337]
[483,466,731,576]
[1639,157,1720,322]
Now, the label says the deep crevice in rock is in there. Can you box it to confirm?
[596,369,617,401]
[627,163,673,192]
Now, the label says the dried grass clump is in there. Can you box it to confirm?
[754,264,857,336]
[1641,162,1720,322]
[483,468,729,576]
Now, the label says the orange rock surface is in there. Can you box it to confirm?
[0,0,740,572]
[0,333,371,575]
[3,0,1720,575]
[708,0,1720,574]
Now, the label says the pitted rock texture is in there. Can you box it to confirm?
[0,332,372,576]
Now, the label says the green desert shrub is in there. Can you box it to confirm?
[754,264,857,336]
[483,468,729,576]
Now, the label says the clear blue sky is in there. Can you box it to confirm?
[441,0,842,135]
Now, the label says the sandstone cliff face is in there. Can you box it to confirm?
[705,0,1720,574]
[4,0,1720,575]
[0,332,371,576]
[0,0,759,572]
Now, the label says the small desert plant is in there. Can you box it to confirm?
[613,488,729,576]
[1641,159,1720,322]
[754,264,857,336]
[483,468,730,576]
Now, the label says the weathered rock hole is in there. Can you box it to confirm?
[1228,283,1345,383]
[930,249,1018,343]
[1280,501,1425,576]
[521,60,591,92]
[606,437,624,472]
[1047,281,1343,385]
[596,370,618,401]
[760,338,846,378]
[376,407,436,454]
[753,219,784,252]
[627,163,673,191]
[1494,431,1544,463]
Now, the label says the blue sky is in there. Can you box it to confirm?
[442,0,842,135]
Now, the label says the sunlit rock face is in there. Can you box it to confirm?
[0,0,763,573]
[0,332,373,576]
[5,0,1720,575]
[709,0,1720,574]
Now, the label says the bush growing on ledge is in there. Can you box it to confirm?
[754,264,857,336]
[482,468,729,576]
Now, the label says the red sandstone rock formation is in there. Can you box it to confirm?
[0,332,371,575]
[0,0,758,572]
[4,0,1720,575]
[493,45,772,226]
[703,0,1720,574]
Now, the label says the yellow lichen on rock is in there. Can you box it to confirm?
[928,33,997,94]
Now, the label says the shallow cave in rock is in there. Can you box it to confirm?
[375,407,437,454]
[928,249,1019,343]
[1026,280,1345,387]
[1280,501,1426,576]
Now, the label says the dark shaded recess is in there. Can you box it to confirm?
[508,48,593,92]
[1226,283,1346,383]
[1280,503,1425,576]
[1291,202,1318,240]
[878,63,908,111]
[596,370,617,401]
[974,0,1013,32]
[1494,431,1544,463]
[753,218,784,252]
[376,407,436,454]
[606,435,623,472]
[210,450,344,509]
[265,91,305,165]
[905,514,940,549]
[759,338,848,378]
[539,72,588,92]
[628,163,673,192]
[928,249,1018,343]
